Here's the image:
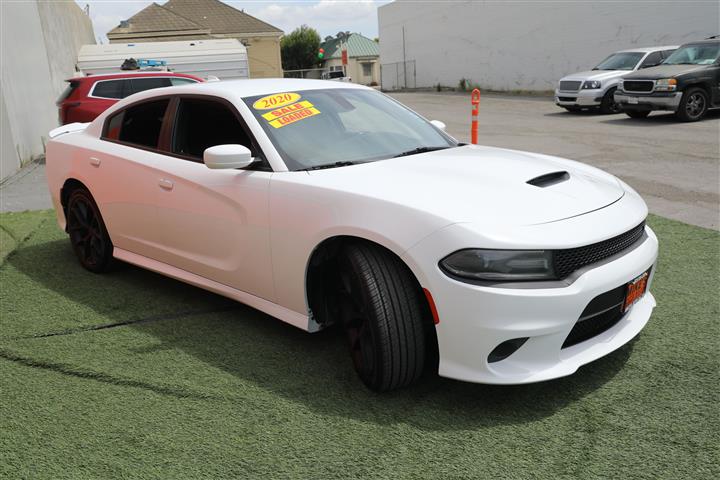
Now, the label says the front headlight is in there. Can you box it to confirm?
[439,249,556,282]
[582,80,602,89]
[654,78,677,91]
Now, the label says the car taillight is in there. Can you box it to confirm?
[59,102,81,125]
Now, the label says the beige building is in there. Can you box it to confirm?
[107,0,283,78]
[321,33,380,86]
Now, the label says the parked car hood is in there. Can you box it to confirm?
[306,145,624,226]
[623,64,709,80]
[560,70,629,82]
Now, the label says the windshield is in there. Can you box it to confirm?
[594,52,644,70]
[663,43,720,65]
[244,88,456,170]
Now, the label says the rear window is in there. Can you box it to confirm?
[170,77,198,86]
[56,81,80,105]
[92,79,128,99]
[105,99,170,148]
[130,77,172,94]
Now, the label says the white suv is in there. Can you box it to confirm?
[555,46,677,113]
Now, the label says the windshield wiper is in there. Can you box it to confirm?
[393,146,451,158]
[299,161,358,171]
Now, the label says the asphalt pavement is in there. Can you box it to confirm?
[390,91,719,230]
[1,92,718,229]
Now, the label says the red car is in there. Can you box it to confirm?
[56,72,203,125]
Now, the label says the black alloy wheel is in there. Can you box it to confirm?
[676,87,708,122]
[600,88,622,114]
[66,188,113,272]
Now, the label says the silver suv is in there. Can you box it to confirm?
[555,46,677,113]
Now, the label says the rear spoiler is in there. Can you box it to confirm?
[49,122,89,139]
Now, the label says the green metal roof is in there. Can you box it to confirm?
[321,33,379,59]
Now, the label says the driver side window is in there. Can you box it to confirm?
[171,98,254,161]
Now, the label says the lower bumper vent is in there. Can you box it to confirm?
[562,284,627,348]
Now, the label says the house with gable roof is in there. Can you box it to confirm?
[320,33,380,86]
[107,0,283,78]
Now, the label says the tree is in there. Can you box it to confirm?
[281,25,321,71]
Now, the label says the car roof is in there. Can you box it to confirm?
[178,78,369,98]
[615,45,679,53]
[678,38,720,46]
[68,71,201,82]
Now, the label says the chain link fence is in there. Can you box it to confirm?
[380,60,416,90]
[283,68,327,80]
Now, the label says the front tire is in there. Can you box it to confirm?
[599,88,621,114]
[337,243,428,392]
[675,87,708,122]
[625,110,651,119]
[66,187,113,273]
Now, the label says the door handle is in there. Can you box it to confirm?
[89,157,101,167]
[158,178,174,190]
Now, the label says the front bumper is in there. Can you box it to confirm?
[614,91,682,111]
[402,204,658,385]
[555,88,603,107]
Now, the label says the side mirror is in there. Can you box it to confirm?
[203,144,254,169]
[430,119,447,131]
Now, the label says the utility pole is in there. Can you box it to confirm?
[402,26,406,88]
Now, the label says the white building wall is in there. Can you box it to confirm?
[379,0,719,91]
[0,1,94,182]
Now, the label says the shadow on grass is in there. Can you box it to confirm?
[9,238,634,431]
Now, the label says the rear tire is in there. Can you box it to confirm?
[625,110,651,119]
[675,87,708,122]
[336,243,428,392]
[599,88,621,114]
[66,187,113,273]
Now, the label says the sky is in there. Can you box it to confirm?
[76,0,392,43]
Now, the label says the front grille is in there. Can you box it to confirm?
[554,222,646,279]
[562,284,627,348]
[623,80,654,92]
[559,80,582,92]
[558,96,577,102]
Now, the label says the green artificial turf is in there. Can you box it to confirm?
[0,210,718,479]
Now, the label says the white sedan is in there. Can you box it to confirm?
[46,79,658,392]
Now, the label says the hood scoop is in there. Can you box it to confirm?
[527,171,570,188]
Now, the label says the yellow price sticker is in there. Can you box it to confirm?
[261,101,315,121]
[252,92,301,110]
[269,106,321,128]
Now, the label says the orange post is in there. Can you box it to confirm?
[470,88,481,144]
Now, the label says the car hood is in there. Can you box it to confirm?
[561,70,630,82]
[306,145,624,226]
[623,64,709,80]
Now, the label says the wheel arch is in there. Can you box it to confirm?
[682,81,711,97]
[304,233,439,370]
[602,83,618,95]
[59,178,100,233]
[304,234,430,324]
